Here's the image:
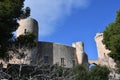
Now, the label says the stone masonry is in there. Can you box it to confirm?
[0,18,89,69]
[93,33,120,79]
[1,18,119,79]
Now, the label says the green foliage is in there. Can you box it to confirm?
[71,65,88,80]
[0,44,8,57]
[89,65,110,80]
[20,7,31,19]
[0,0,30,58]
[68,65,88,80]
[116,61,120,73]
[70,64,110,80]
[16,32,36,49]
[103,9,120,73]
[115,10,120,23]
[7,32,37,60]
[109,35,120,60]
[103,23,120,50]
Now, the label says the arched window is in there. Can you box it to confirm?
[89,63,97,71]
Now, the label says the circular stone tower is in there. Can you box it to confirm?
[15,18,39,65]
[16,18,38,41]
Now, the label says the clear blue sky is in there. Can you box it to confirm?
[24,0,120,60]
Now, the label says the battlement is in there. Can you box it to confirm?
[94,33,103,39]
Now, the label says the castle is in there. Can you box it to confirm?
[16,18,89,68]
[0,18,120,79]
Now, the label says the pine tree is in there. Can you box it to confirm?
[0,0,30,58]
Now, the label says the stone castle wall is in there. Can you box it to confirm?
[37,41,77,68]
[1,17,120,79]
[15,18,88,68]
[53,43,77,68]
[37,42,54,65]
[1,41,88,68]
[1,18,88,69]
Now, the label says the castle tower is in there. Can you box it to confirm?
[15,18,38,65]
[94,33,116,66]
[94,33,110,64]
[95,33,120,79]
[16,18,38,41]
[72,42,88,65]
[72,42,84,64]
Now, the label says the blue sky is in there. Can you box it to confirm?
[24,0,120,60]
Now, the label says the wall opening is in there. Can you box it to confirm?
[72,60,75,67]
[61,58,64,67]
[44,56,49,63]
[24,29,27,34]
[89,63,97,71]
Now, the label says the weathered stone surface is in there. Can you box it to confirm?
[94,33,120,79]
[89,60,99,65]
[72,42,88,64]
[72,42,84,64]
[1,18,120,80]
[37,42,77,68]
[37,42,53,65]
[53,43,77,68]
[16,18,38,41]
[1,18,89,69]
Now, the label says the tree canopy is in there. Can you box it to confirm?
[71,65,88,80]
[0,0,30,58]
[69,64,110,80]
[89,65,110,80]
[16,32,36,49]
